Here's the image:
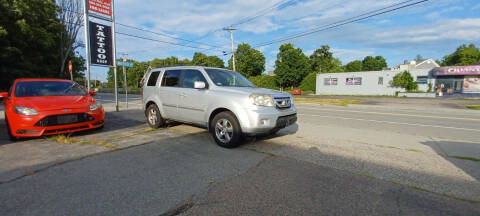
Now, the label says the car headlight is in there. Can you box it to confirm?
[14,106,38,116]
[249,94,274,107]
[89,101,102,111]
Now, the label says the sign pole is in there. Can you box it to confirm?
[83,0,91,91]
[122,57,128,109]
[111,0,119,112]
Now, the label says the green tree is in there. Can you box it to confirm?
[192,52,224,67]
[362,56,387,71]
[442,44,480,66]
[228,43,265,77]
[344,60,363,72]
[414,54,425,62]
[299,72,317,92]
[248,75,277,89]
[391,71,418,92]
[309,45,343,73]
[0,0,77,90]
[274,43,311,89]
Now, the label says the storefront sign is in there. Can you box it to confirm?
[433,65,480,76]
[89,21,113,66]
[464,76,480,93]
[88,0,112,20]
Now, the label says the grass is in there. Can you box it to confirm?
[451,156,480,162]
[47,135,115,149]
[407,149,423,153]
[293,97,362,106]
[466,105,480,110]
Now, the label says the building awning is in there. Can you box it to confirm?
[433,65,480,76]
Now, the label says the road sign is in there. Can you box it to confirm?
[117,61,133,67]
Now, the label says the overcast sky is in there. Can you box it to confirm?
[82,0,480,81]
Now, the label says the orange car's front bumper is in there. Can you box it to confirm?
[7,107,105,137]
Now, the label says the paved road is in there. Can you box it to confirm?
[1,94,479,215]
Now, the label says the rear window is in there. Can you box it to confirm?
[162,70,182,87]
[147,71,160,86]
[14,81,86,97]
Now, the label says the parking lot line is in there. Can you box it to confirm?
[296,105,480,122]
[298,113,480,132]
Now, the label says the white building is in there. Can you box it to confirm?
[315,59,437,96]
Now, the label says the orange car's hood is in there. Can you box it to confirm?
[14,95,93,111]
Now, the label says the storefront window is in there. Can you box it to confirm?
[346,77,362,85]
[324,78,338,85]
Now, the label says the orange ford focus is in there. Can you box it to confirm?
[0,79,105,140]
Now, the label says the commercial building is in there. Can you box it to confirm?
[315,58,480,97]
[315,59,437,96]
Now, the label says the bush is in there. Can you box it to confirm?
[249,75,278,90]
[299,72,317,92]
[391,71,418,92]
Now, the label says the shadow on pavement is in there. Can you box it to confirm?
[422,140,480,181]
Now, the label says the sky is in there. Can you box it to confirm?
[81,0,480,82]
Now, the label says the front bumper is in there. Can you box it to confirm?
[239,105,297,135]
[7,107,105,137]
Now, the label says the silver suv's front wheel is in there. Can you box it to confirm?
[210,111,241,148]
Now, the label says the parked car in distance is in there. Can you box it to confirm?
[1,79,105,140]
[142,66,297,148]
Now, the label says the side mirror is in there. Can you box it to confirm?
[194,81,206,89]
[0,92,8,99]
[88,91,97,96]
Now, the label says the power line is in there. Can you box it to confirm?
[253,0,428,48]
[229,0,295,27]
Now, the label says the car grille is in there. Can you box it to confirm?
[274,97,292,109]
[35,113,94,127]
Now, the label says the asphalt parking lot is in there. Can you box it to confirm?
[1,94,479,215]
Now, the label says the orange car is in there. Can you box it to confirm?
[1,79,105,140]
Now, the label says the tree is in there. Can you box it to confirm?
[0,0,68,90]
[299,72,317,92]
[442,44,480,66]
[249,75,277,89]
[344,60,363,72]
[57,0,83,76]
[309,45,343,73]
[192,52,224,67]
[362,56,387,71]
[274,43,311,89]
[414,54,425,62]
[228,43,265,77]
[391,71,418,92]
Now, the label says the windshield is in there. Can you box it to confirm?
[14,81,87,97]
[205,68,255,87]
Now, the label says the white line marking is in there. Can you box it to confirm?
[298,113,480,132]
[297,105,480,122]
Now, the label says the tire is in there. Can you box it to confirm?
[210,111,242,148]
[146,104,164,129]
[5,116,18,141]
[269,128,280,135]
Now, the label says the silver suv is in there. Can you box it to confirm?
[142,66,297,148]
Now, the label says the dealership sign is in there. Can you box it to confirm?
[89,21,113,66]
[433,65,480,76]
[88,0,112,20]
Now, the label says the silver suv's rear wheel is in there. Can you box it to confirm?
[210,111,241,148]
[146,104,164,128]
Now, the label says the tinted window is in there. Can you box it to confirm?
[14,81,86,97]
[182,70,207,88]
[162,70,182,87]
[147,71,160,86]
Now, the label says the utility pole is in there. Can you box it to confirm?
[82,0,91,91]
[223,27,236,71]
[120,52,128,109]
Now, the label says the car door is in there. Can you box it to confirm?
[176,69,209,125]
[158,69,183,120]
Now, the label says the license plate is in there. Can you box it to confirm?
[57,115,78,124]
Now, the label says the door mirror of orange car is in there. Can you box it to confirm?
[88,91,97,96]
[0,92,8,99]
